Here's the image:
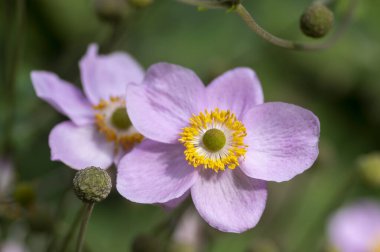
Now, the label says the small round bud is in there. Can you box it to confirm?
[111,107,132,130]
[94,0,129,22]
[358,153,380,187]
[300,3,334,38]
[13,183,36,208]
[128,0,154,9]
[73,167,112,203]
[132,234,163,252]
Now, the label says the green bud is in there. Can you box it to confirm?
[13,183,36,208]
[132,234,163,252]
[202,129,226,152]
[128,0,154,9]
[300,3,334,38]
[73,167,112,203]
[111,107,132,130]
[94,0,129,22]
[358,152,380,187]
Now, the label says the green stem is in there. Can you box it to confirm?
[75,203,95,252]
[234,0,358,51]
[3,0,25,154]
[52,204,85,252]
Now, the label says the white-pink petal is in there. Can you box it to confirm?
[116,140,198,203]
[191,168,267,233]
[241,102,320,182]
[31,71,94,126]
[49,121,114,170]
[126,63,206,144]
[79,44,144,104]
[206,67,264,118]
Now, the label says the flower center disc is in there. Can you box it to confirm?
[111,107,131,130]
[93,97,143,152]
[202,128,226,152]
[179,108,247,172]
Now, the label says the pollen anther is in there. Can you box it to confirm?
[179,108,247,172]
[94,96,143,152]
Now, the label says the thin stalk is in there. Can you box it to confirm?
[52,204,85,252]
[234,0,358,51]
[75,203,95,252]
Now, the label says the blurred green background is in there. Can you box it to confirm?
[1,0,380,251]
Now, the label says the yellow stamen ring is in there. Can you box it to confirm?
[179,108,247,172]
[94,96,143,152]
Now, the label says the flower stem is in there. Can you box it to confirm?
[234,0,358,51]
[75,203,95,252]
[54,205,85,252]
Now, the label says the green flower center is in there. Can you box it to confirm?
[202,128,226,152]
[111,107,131,130]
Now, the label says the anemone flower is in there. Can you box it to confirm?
[31,44,144,169]
[117,63,320,232]
[328,200,380,252]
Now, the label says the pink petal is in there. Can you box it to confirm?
[241,102,320,182]
[126,63,206,144]
[49,121,114,170]
[191,168,267,233]
[79,44,144,104]
[31,71,94,125]
[116,140,198,203]
[206,67,264,118]
[160,191,190,210]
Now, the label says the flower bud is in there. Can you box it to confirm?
[128,0,154,9]
[300,3,334,38]
[132,234,163,252]
[358,152,380,187]
[94,0,129,22]
[13,183,36,208]
[73,167,112,203]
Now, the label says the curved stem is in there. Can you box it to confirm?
[235,0,358,51]
[75,203,95,252]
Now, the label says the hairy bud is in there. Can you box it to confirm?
[300,3,334,38]
[73,167,112,203]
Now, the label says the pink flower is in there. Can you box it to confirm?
[31,44,144,169]
[328,200,380,252]
[116,63,320,233]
